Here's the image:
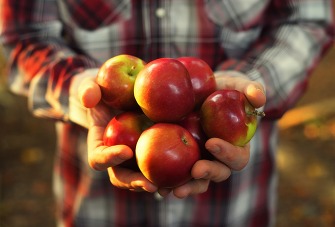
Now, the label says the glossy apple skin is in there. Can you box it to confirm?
[103,111,153,170]
[178,112,214,160]
[135,123,200,188]
[134,58,195,122]
[200,89,257,147]
[177,57,216,108]
[96,54,146,110]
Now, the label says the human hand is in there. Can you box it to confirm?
[214,71,266,108]
[78,77,158,193]
[158,71,266,198]
[78,70,265,197]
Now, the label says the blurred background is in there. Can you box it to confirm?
[0,42,335,226]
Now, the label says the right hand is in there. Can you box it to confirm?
[78,78,158,193]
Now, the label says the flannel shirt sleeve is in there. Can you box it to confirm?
[0,0,99,121]
[217,0,334,119]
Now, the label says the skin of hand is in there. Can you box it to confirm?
[79,78,158,193]
[78,71,266,198]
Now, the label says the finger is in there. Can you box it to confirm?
[86,103,114,129]
[108,167,158,193]
[86,105,124,171]
[191,159,231,182]
[78,78,101,108]
[157,188,172,197]
[172,179,210,199]
[215,73,266,108]
[245,83,266,108]
[88,144,134,171]
[205,138,250,171]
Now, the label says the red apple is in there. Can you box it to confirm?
[178,112,214,160]
[134,58,195,122]
[177,57,216,108]
[200,89,264,147]
[103,111,153,170]
[135,123,200,188]
[96,54,146,110]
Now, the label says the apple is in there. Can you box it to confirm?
[103,111,153,170]
[96,54,146,110]
[134,58,195,122]
[135,123,200,188]
[200,89,264,147]
[177,57,216,108]
[178,112,214,160]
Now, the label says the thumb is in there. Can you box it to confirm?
[245,83,266,108]
[78,78,102,108]
[214,71,266,108]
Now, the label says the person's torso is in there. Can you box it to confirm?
[58,0,270,67]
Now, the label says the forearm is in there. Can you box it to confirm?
[0,0,99,121]
[3,37,98,121]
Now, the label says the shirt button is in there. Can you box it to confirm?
[155,8,166,18]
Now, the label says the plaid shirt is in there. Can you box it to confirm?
[1,0,334,226]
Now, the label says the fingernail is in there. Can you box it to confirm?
[256,87,265,95]
[210,145,221,154]
[195,172,208,180]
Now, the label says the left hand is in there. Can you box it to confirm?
[158,72,266,198]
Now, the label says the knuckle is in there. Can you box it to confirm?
[231,151,250,171]
[108,169,125,188]
[198,180,210,193]
[88,155,100,170]
[208,161,231,182]
[233,159,249,171]
[225,151,236,163]
[215,169,231,182]
[88,151,108,171]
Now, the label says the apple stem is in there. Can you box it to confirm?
[182,137,189,145]
[253,109,266,117]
